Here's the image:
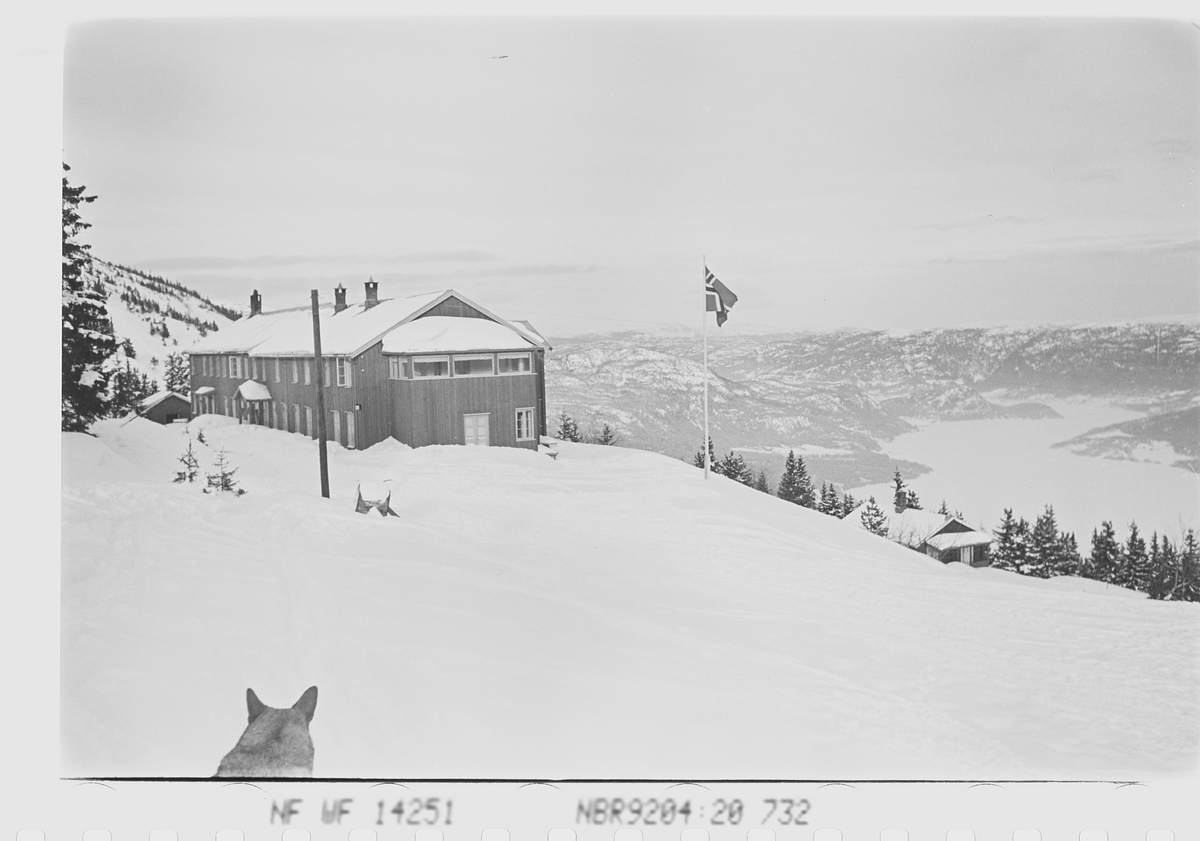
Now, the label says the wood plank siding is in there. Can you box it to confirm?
[421,297,491,319]
[388,360,541,449]
[190,345,547,451]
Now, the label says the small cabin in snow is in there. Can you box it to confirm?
[138,390,192,425]
[187,282,550,451]
[847,503,994,567]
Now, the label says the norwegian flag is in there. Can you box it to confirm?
[705,266,738,327]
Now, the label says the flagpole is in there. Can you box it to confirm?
[702,254,709,480]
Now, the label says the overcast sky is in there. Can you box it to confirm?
[62,16,1199,336]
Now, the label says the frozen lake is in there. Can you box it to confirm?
[851,397,1200,544]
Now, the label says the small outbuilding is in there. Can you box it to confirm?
[847,503,994,567]
[138,390,192,425]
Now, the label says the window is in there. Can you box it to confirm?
[336,357,353,387]
[304,360,312,385]
[961,545,975,565]
[275,358,281,383]
[304,406,313,437]
[498,352,532,374]
[453,354,495,377]
[388,356,410,380]
[293,404,301,434]
[412,356,450,378]
[345,412,356,449]
[515,407,535,441]
[292,360,299,384]
[224,396,231,416]
[331,410,341,446]
[324,360,332,387]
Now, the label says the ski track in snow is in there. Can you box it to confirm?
[61,417,1200,779]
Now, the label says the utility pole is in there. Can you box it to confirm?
[311,290,330,498]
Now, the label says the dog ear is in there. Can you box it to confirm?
[292,686,318,722]
[246,688,267,723]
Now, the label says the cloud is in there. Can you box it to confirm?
[138,249,495,273]
[903,214,1047,232]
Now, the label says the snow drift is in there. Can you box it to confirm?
[60,418,1199,779]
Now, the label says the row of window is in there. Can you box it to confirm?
[195,394,537,446]
[195,351,534,385]
[194,355,355,388]
[387,352,532,380]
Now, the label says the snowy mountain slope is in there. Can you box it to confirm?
[545,325,1200,487]
[60,419,1199,779]
[84,259,240,389]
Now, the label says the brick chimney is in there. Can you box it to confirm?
[364,277,379,308]
[334,283,348,313]
[250,289,262,317]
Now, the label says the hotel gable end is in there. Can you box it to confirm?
[188,281,550,451]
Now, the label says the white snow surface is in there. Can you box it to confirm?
[189,291,545,358]
[380,316,540,353]
[61,418,1199,779]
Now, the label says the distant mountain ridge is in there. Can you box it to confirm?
[545,324,1200,488]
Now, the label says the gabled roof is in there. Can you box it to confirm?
[846,504,991,548]
[381,316,541,354]
[188,289,548,357]
[139,390,190,411]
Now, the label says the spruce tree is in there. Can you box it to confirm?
[778,450,803,503]
[62,163,118,431]
[173,435,200,484]
[753,469,771,494]
[860,496,889,537]
[204,449,246,495]
[1178,530,1200,602]
[1119,522,1148,591]
[110,361,156,416]
[777,450,815,507]
[1055,532,1082,578]
[164,352,190,394]
[1148,535,1180,600]
[693,437,718,473]
[905,488,922,510]
[839,491,858,519]
[991,508,1022,571]
[1027,505,1063,578]
[591,423,619,446]
[555,410,582,442]
[815,481,835,515]
[1086,520,1121,583]
[719,451,754,486]
[796,458,816,508]
[938,500,950,516]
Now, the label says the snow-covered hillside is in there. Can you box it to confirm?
[84,259,239,389]
[61,419,1198,779]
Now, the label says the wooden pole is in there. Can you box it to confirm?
[311,290,330,499]
[703,255,709,480]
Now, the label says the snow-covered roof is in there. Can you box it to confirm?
[381,316,541,354]
[237,380,273,401]
[138,390,190,410]
[924,530,994,551]
[188,288,548,358]
[846,504,989,548]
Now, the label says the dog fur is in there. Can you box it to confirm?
[215,686,318,778]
